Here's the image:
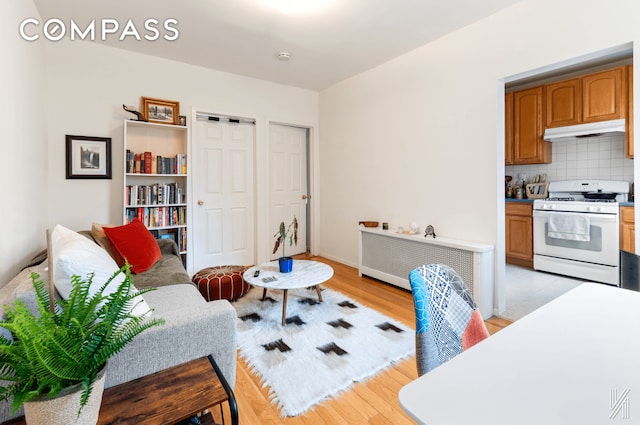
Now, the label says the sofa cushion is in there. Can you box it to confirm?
[91,222,120,261]
[0,262,49,319]
[103,220,162,274]
[130,241,192,289]
[50,224,151,317]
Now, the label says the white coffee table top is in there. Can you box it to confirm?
[243,260,334,290]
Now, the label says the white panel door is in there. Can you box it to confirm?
[269,124,308,259]
[192,118,255,269]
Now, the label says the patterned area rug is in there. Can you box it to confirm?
[232,286,414,416]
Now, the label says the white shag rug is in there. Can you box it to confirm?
[232,286,415,417]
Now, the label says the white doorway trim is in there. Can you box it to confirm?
[498,42,634,317]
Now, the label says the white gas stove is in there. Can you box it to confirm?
[532,180,630,286]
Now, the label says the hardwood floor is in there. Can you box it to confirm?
[210,255,511,425]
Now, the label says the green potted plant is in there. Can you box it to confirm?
[0,265,164,425]
[272,216,298,273]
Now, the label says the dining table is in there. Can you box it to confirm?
[398,283,640,424]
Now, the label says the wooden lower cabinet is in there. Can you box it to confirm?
[620,206,635,253]
[506,202,533,268]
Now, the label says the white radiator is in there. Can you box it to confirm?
[359,228,494,318]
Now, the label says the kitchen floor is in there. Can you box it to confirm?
[502,264,585,321]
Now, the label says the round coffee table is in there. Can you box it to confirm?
[242,260,334,325]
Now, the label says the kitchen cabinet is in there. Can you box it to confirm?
[506,202,533,268]
[627,64,634,158]
[505,92,514,164]
[512,86,552,164]
[544,66,627,128]
[545,78,582,128]
[582,67,626,123]
[620,206,635,253]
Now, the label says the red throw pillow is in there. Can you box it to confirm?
[103,220,162,274]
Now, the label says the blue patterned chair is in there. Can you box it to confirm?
[408,264,489,376]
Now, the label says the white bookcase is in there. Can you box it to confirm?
[123,120,189,267]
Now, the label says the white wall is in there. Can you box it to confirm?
[41,40,319,271]
[319,0,639,312]
[0,1,48,285]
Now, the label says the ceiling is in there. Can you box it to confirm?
[33,0,524,91]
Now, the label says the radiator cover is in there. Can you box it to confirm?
[359,228,494,318]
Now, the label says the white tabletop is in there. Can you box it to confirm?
[243,260,334,290]
[399,283,640,424]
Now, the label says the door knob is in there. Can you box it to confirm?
[197,200,204,205]
[301,194,309,200]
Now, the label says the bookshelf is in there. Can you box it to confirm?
[123,120,189,267]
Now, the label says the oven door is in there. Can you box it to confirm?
[533,210,619,266]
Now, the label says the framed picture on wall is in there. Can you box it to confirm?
[65,135,112,179]
[141,97,180,125]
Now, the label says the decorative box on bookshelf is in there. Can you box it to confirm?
[123,120,189,267]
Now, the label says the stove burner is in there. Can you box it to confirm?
[546,197,575,201]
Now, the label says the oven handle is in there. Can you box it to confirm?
[533,210,618,222]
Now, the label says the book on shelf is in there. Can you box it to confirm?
[144,151,152,174]
[149,227,187,253]
[125,205,186,228]
[126,149,187,174]
[126,182,184,205]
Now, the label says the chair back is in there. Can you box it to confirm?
[409,264,489,376]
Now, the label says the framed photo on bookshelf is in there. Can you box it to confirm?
[141,97,180,125]
[65,135,112,179]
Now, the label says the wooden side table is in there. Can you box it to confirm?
[3,355,237,425]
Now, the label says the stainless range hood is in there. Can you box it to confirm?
[543,118,625,141]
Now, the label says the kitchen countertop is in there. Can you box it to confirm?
[505,198,534,203]
[505,198,635,206]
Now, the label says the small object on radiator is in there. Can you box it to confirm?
[425,225,436,239]
[359,221,379,228]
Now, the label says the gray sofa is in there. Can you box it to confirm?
[0,236,237,423]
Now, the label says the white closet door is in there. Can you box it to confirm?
[192,118,255,269]
[269,123,308,259]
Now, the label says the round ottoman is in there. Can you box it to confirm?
[192,265,251,301]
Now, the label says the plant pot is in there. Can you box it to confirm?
[278,256,294,273]
[23,365,107,425]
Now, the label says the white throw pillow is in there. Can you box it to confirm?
[50,224,151,317]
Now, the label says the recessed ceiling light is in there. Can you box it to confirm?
[259,0,330,15]
[277,52,291,61]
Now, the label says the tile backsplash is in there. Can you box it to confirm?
[506,134,634,185]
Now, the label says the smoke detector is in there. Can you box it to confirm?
[277,51,291,61]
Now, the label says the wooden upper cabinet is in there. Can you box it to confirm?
[627,64,634,158]
[513,86,551,164]
[582,67,626,123]
[545,78,582,128]
[505,92,514,165]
